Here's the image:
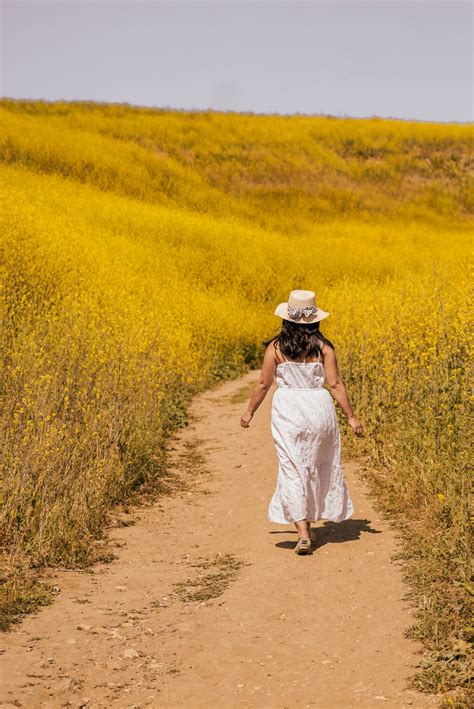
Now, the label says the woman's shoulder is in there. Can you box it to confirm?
[267,338,286,364]
[319,339,335,359]
[265,337,278,351]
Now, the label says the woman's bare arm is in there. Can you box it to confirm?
[322,343,363,435]
[240,342,278,427]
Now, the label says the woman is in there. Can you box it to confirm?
[240,290,363,555]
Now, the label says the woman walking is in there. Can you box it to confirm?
[240,290,363,555]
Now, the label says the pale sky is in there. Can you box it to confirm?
[1,0,472,122]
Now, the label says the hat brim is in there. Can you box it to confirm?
[274,302,330,324]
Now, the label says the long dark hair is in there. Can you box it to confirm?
[264,320,335,361]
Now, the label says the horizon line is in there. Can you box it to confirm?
[1,96,472,126]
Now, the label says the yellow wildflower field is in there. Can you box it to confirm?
[0,100,472,695]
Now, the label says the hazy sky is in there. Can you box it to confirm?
[1,0,472,122]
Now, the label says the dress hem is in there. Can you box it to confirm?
[267,510,355,525]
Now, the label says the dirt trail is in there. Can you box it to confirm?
[1,371,438,709]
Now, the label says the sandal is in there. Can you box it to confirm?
[294,538,312,555]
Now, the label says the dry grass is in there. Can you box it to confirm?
[215,381,258,406]
[0,573,53,632]
[353,462,473,705]
[172,554,246,603]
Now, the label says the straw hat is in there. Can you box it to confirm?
[274,289,330,324]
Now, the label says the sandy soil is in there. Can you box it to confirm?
[0,370,439,708]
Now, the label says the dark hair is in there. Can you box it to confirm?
[263,319,335,361]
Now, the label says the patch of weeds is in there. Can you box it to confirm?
[172,553,248,603]
[354,463,473,706]
[168,437,212,491]
[215,382,256,406]
[110,514,137,528]
[440,692,474,709]
[179,437,207,464]
[95,549,118,564]
[411,639,473,705]
[0,575,53,631]
[128,436,210,505]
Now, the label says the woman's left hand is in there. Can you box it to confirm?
[240,411,253,428]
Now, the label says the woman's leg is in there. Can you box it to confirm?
[294,518,310,540]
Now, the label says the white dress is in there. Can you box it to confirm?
[268,353,355,524]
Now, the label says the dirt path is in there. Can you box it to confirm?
[1,371,438,709]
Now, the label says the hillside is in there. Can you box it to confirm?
[0,99,472,233]
[0,100,472,703]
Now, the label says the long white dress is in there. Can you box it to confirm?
[267,353,355,524]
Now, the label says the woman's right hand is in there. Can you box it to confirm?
[240,411,254,428]
[348,416,363,435]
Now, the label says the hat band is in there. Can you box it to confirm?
[287,304,318,320]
